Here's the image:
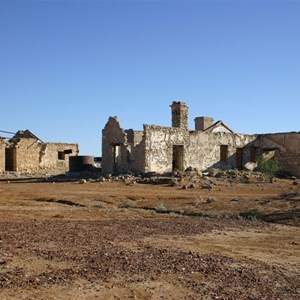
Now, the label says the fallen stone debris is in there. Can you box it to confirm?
[1,167,298,187]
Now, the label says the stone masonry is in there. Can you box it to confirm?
[0,138,6,172]
[0,130,79,173]
[102,102,300,177]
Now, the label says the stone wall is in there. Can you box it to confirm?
[143,126,257,173]
[1,138,78,173]
[125,129,144,171]
[144,125,190,173]
[10,138,40,172]
[0,139,6,172]
[39,143,79,171]
[258,132,300,177]
[101,102,299,177]
[186,132,257,171]
[102,117,146,174]
[102,117,130,174]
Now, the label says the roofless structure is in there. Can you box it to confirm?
[102,101,300,177]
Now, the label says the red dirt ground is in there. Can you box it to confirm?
[0,178,299,299]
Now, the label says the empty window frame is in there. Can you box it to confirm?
[58,151,65,160]
[64,149,73,155]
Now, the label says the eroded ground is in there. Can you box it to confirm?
[0,178,299,299]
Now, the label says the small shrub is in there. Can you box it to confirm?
[122,200,136,208]
[239,208,264,221]
[193,199,201,207]
[96,201,107,209]
[155,202,167,213]
[257,155,279,176]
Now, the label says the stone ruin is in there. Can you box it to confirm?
[0,130,78,174]
[102,101,300,177]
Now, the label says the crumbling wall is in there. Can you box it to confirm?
[101,102,299,176]
[102,117,148,174]
[0,139,6,172]
[125,129,145,173]
[144,125,190,173]
[39,143,79,171]
[134,137,146,173]
[187,132,257,171]
[12,138,41,172]
[143,126,257,173]
[3,138,78,173]
[258,132,300,177]
[102,117,129,174]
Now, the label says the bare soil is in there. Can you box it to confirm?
[0,178,299,299]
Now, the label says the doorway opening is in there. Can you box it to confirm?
[172,145,184,171]
[236,148,244,170]
[250,146,258,162]
[220,145,228,163]
[5,148,16,171]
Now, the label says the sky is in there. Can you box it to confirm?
[0,0,299,156]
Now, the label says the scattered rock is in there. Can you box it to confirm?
[202,184,213,190]
[79,179,86,184]
[244,162,258,172]
[231,198,244,202]
[185,166,193,172]
[206,198,215,203]
[170,181,178,187]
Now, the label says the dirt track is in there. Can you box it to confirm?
[0,179,299,299]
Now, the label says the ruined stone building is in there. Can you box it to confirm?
[102,102,300,177]
[0,130,78,173]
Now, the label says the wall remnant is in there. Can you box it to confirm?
[0,138,6,172]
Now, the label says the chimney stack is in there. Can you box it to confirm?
[194,117,214,131]
[170,101,189,129]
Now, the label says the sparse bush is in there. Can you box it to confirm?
[193,199,201,207]
[239,208,264,221]
[257,155,279,176]
[155,202,167,213]
[122,200,136,208]
[96,201,107,209]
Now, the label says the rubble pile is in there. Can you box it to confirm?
[1,167,298,187]
[95,168,298,188]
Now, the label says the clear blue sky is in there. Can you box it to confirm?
[1,0,299,156]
